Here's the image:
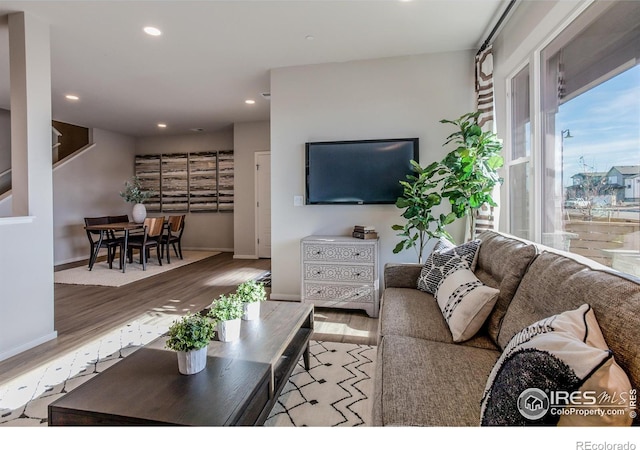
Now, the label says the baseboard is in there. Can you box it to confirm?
[269,293,301,302]
[233,254,258,260]
[183,247,234,253]
[0,331,58,362]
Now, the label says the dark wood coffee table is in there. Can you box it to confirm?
[48,301,314,426]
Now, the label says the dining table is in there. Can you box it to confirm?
[84,221,144,273]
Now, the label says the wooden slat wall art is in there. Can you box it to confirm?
[135,151,234,213]
[217,150,234,211]
[134,155,161,212]
[189,152,218,212]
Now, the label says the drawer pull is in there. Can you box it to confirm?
[355,273,361,277]
[315,271,322,275]
[315,251,322,255]
[354,253,361,256]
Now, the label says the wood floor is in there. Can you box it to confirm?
[0,252,378,386]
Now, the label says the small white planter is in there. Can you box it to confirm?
[217,318,241,342]
[176,346,208,375]
[242,301,261,321]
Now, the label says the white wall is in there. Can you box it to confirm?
[0,108,10,173]
[233,121,270,259]
[0,12,56,361]
[270,51,475,300]
[53,128,136,264]
[135,128,235,252]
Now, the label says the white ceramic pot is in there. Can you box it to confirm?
[242,302,261,321]
[217,318,241,342]
[132,203,147,223]
[176,346,208,375]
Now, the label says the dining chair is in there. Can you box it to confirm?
[84,216,122,270]
[127,216,165,271]
[161,215,186,263]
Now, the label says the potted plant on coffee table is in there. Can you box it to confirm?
[165,313,215,375]
[236,280,267,321]
[208,294,244,342]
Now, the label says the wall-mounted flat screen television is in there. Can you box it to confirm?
[305,138,419,205]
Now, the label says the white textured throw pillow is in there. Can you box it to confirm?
[480,304,634,426]
[434,266,499,342]
[417,239,481,294]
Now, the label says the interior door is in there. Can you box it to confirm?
[256,152,271,258]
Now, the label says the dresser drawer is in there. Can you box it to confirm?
[302,243,375,263]
[303,282,374,304]
[303,263,374,283]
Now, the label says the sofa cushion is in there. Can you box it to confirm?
[417,238,481,294]
[498,251,640,400]
[373,336,501,426]
[435,267,500,342]
[474,231,538,344]
[378,287,498,350]
[481,304,633,426]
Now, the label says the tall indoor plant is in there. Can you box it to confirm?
[438,112,504,240]
[392,160,456,263]
[120,176,154,223]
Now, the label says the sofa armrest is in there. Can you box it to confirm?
[384,263,423,289]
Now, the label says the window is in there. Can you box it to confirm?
[505,1,640,277]
[507,65,531,240]
[537,1,640,276]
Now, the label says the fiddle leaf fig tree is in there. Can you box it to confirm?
[392,160,456,263]
[439,112,504,240]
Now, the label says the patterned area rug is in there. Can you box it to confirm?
[265,341,376,427]
[54,250,220,287]
[0,328,376,426]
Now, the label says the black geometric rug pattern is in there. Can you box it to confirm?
[0,325,376,427]
[264,340,377,427]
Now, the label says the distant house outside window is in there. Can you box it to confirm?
[509,1,640,278]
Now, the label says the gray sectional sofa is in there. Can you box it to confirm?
[373,230,640,426]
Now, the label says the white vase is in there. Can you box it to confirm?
[176,346,208,375]
[242,302,261,321]
[217,318,241,342]
[132,203,147,223]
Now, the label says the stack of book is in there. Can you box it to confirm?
[352,225,378,239]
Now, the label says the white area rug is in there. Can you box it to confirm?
[265,341,376,427]
[0,336,376,427]
[54,251,220,287]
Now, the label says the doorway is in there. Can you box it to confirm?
[255,152,271,258]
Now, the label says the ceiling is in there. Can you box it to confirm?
[0,1,506,138]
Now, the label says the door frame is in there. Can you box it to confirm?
[254,151,271,258]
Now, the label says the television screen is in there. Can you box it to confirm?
[305,138,419,205]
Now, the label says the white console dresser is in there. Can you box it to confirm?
[300,235,380,318]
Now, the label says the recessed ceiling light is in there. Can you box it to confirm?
[305,35,315,41]
[157,123,167,128]
[245,99,256,105]
[65,94,79,101]
[144,26,162,36]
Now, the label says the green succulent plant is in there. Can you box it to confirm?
[208,294,244,322]
[165,313,215,352]
[235,280,267,304]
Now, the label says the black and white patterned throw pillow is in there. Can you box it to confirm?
[417,239,481,294]
[480,304,633,426]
